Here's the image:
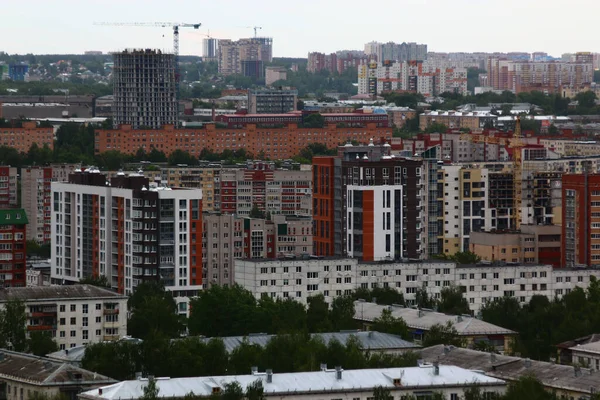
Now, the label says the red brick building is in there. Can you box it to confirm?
[0,209,27,287]
[0,121,54,153]
[95,123,392,160]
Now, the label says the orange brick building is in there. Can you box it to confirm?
[0,121,54,153]
[95,123,392,159]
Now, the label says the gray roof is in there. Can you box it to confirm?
[0,285,127,302]
[198,331,419,353]
[0,349,115,386]
[354,302,516,336]
[46,346,87,364]
[570,341,600,356]
[420,345,598,395]
[80,365,505,400]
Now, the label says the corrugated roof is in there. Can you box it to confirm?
[0,284,126,302]
[354,302,516,336]
[570,341,600,355]
[0,349,115,386]
[420,345,598,395]
[80,365,505,400]
[0,209,28,225]
[199,331,419,353]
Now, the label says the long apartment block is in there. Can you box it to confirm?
[234,257,600,312]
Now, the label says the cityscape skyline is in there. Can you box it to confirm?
[2,0,599,58]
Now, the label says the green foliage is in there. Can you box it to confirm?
[270,67,358,97]
[371,308,409,339]
[434,251,481,265]
[222,382,244,400]
[373,385,393,400]
[127,281,184,340]
[249,204,266,219]
[245,380,265,400]
[293,143,337,164]
[307,294,333,332]
[168,149,199,166]
[353,286,405,305]
[81,341,143,380]
[2,299,27,351]
[425,122,449,133]
[26,240,51,258]
[141,377,160,400]
[422,321,465,347]
[415,285,437,309]
[438,285,471,315]
[503,376,556,400]
[330,295,356,330]
[27,331,58,356]
[301,113,326,128]
[481,278,600,360]
[383,92,425,109]
[467,68,486,92]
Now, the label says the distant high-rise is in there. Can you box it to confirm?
[218,38,273,76]
[203,38,219,60]
[361,42,428,63]
[112,49,177,129]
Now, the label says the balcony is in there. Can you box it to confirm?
[27,325,55,331]
[104,321,120,329]
[103,335,119,341]
[103,309,119,315]
[30,311,57,318]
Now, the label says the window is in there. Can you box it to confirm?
[96,303,101,310]
[70,330,76,337]
[324,265,330,272]
[307,272,319,279]
[96,316,101,323]
[59,305,65,312]
[83,330,88,340]
[70,304,76,312]
[283,267,289,273]
[493,273,499,279]
[59,331,65,338]
[296,266,302,273]
[70,317,76,325]
[82,304,88,314]
[344,277,352,283]
[481,273,487,279]
[83,317,88,327]
[59,318,65,325]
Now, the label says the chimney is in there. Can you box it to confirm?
[491,353,497,363]
[372,297,377,304]
[524,359,531,368]
[251,366,258,375]
[320,363,327,371]
[98,388,103,395]
[266,369,273,383]
[135,372,142,379]
[433,361,440,376]
[335,366,343,380]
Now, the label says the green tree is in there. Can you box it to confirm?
[222,382,244,400]
[141,377,160,400]
[79,275,110,288]
[306,294,332,332]
[148,147,167,163]
[373,385,393,400]
[27,331,58,356]
[26,240,51,258]
[371,308,409,339]
[499,104,513,116]
[81,341,143,380]
[330,295,355,330]
[415,285,437,309]
[128,281,183,340]
[438,286,471,315]
[302,113,325,128]
[425,122,448,133]
[451,251,481,264]
[228,339,264,375]
[503,376,556,400]
[245,380,265,400]
[422,322,465,347]
[3,299,27,351]
[249,204,266,219]
[168,149,199,166]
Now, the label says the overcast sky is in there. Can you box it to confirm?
[2,0,598,58]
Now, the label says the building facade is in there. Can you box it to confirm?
[0,209,27,287]
[112,49,177,129]
[218,38,273,76]
[21,165,77,244]
[0,285,127,350]
[95,123,392,161]
[248,89,298,114]
[0,121,54,153]
[234,257,600,312]
[51,170,202,312]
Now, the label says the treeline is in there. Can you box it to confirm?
[481,276,600,361]
[82,333,418,381]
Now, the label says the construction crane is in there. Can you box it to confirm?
[94,22,201,98]
[459,117,525,230]
[246,26,262,37]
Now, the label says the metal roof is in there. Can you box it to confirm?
[0,349,115,386]
[420,345,598,395]
[354,302,516,336]
[198,331,419,353]
[570,341,600,356]
[0,209,28,225]
[79,365,505,400]
[0,284,127,302]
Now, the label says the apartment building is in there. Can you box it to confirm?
[162,166,221,212]
[202,213,312,286]
[0,285,127,350]
[562,173,600,268]
[81,365,506,400]
[0,209,27,287]
[265,66,287,86]
[362,41,428,63]
[0,166,17,209]
[218,38,273,76]
[358,61,467,97]
[220,161,312,217]
[486,59,593,93]
[51,170,202,312]
[94,122,392,160]
[248,89,298,114]
[234,257,600,312]
[313,141,426,260]
[0,121,54,153]
[419,111,497,131]
[470,224,561,267]
[21,164,77,243]
[307,52,338,74]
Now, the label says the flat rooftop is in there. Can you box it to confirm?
[0,285,126,302]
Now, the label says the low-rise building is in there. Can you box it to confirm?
[419,111,497,131]
[0,350,115,400]
[570,341,600,371]
[420,345,599,399]
[80,365,506,400]
[0,285,128,350]
[0,209,28,287]
[0,121,54,153]
[26,258,51,287]
[354,302,516,352]
[234,257,600,312]
[556,334,600,365]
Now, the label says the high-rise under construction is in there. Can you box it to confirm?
[112,49,177,129]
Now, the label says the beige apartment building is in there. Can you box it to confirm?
[470,224,561,267]
[419,111,496,131]
[161,166,221,212]
[202,214,313,286]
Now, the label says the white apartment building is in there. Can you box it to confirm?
[80,365,506,400]
[346,185,403,261]
[51,170,202,314]
[0,285,127,351]
[234,257,600,312]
